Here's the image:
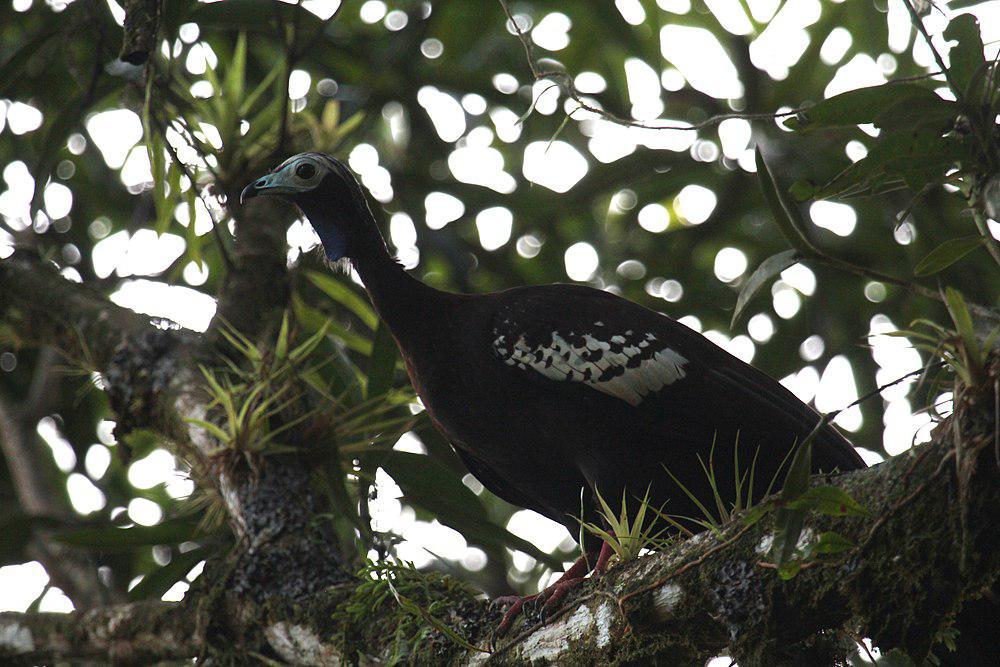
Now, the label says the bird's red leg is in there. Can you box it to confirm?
[494,542,611,636]
[593,540,614,574]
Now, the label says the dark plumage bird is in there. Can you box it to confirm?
[242,153,866,630]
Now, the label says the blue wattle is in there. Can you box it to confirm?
[316,226,347,261]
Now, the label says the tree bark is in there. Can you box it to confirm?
[0,253,996,665]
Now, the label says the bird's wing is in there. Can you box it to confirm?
[491,285,694,406]
[490,284,864,471]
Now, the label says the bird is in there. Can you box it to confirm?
[241,152,866,633]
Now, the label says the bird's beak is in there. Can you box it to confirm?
[240,171,298,204]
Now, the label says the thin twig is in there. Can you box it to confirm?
[495,0,802,133]
[150,115,235,272]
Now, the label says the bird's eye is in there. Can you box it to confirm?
[295,163,316,179]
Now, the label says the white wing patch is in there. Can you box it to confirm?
[493,325,689,406]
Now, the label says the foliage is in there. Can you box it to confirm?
[581,487,675,564]
[334,559,485,663]
[1,0,998,612]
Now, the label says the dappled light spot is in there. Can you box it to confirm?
[121,146,153,192]
[128,498,163,526]
[0,160,33,229]
[771,280,801,319]
[810,200,857,237]
[37,417,76,472]
[817,355,862,431]
[532,13,571,51]
[85,444,111,480]
[718,118,751,159]
[616,259,647,280]
[638,203,670,233]
[616,0,646,25]
[894,221,916,245]
[675,184,717,224]
[128,449,178,490]
[288,69,311,99]
[476,207,514,251]
[564,241,599,281]
[43,182,72,219]
[704,0,754,36]
[865,281,887,303]
[424,191,464,229]
[0,562,48,613]
[820,27,853,65]
[86,109,143,169]
[625,58,663,120]
[825,54,886,98]
[713,247,748,283]
[678,314,702,331]
[516,233,543,258]
[6,101,43,135]
[799,334,825,362]
[184,42,217,76]
[522,140,588,193]
[531,80,560,115]
[461,93,487,115]
[390,212,419,269]
[780,263,816,296]
[417,86,465,142]
[575,71,606,94]
[68,473,106,515]
[780,365,820,404]
[492,73,518,94]
[749,0,819,80]
[507,510,573,555]
[747,313,775,343]
[448,144,516,194]
[111,279,217,331]
[489,106,522,143]
[38,587,74,613]
[359,0,386,24]
[660,25,744,98]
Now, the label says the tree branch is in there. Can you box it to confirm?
[0,601,198,665]
[0,249,155,371]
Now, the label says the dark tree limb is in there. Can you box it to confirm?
[118,0,161,65]
[0,601,198,666]
[2,372,994,665]
[0,249,155,372]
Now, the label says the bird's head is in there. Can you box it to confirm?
[241,152,376,262]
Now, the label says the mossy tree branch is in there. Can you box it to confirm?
[0,359,995,665]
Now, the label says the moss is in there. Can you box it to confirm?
[331,561,485,665]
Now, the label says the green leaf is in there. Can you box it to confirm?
[943,14,986,101]
[811,531,855,555]
[0,514,63,566]
[366,320,399,400]
[56,518,204,549]
[944,287,982,375]
[732,250,799,329]
[777,560,801,580]
[771,436,814,566]
[914,236,985,276]
[786,485,868,516]
[755,148,820,257]
[128,545,214,601]
[792,83,955,132]
[360,450,562,569]
[307,271,378,329]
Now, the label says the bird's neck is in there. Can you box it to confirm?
[351,235,448,348]
[298,190,449,348]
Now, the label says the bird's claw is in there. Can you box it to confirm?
[492,577,586,637]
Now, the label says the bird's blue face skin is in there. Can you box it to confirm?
[240,154,348,261]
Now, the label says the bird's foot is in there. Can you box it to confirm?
[493,577,586,637]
